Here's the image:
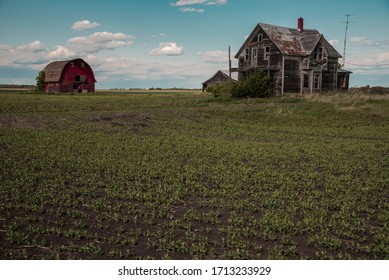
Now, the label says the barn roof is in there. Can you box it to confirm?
[43,58,96,83]
[235,23,342,58]
[44,59,72,82]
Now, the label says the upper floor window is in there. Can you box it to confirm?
[264,46,270,60]
[318,47,323,60]
[252,48,258,59]
[245,48,250,61]
[81,63,85,68]
[70,62,74,67]
[258,34,263,42]
[313,46,324,60]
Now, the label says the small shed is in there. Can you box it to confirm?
[337,69,353,91]
[43,58,96,93]
[202,70,236,92]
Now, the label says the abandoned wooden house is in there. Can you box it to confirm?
[43,58,96,93]
[202,70,237,92]
[232,18,351,94]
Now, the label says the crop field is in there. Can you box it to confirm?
[0,90,388,260]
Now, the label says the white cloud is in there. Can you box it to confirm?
[48,46,76,59]
[350,36,378,46]
[329,39,338,47]
[15,40,45,53]
[72,20,101,31]
[171,0,226,12]
[205,0,227,5]
[68,32,134,53]
[199,50,229,64]
[171,0,208,5]
[349,36,389,47]
[152,33,167,38]
[1,40,49,67]
[149,42,184,56]
[180,7,205,12]
[171,0,226,6]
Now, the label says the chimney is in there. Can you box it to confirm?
[298,17,304,32]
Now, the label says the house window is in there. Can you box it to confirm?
[70,62,74,67]
[258,34,263,42]
[264,46,270,60]
[81,63,85,68]
[313,47,324,60]
[252,48,257,59]
[318,47,323,60]
[303,74,309,88]
[314,73,320,89]
[302,58,309,68]
[245,48,250,61]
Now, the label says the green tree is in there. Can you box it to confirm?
[35,70,45,92]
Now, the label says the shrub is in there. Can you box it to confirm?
[231,70,273,98]
[210,70,273,99]
[207,82,235,98]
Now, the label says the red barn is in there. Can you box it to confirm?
[43,58,96,93]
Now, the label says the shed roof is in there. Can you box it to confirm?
[202,70,237,85]
[235,23,342,58]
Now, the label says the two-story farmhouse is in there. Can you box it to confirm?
[233,18,351,95]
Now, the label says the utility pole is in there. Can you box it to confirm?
[228,46,232,79]
[342,14,353,67]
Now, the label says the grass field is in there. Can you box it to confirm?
[0,90,388,260]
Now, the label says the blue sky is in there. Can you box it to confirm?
[0,0,388,89]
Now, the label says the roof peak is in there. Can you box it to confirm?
[259,22,319,34]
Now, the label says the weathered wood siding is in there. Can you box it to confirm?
[321,59,338,92]
[284,57,301,93]
[233,22,345,94]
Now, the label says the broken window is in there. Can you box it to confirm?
[245,48,250,61]
[314,73,320,89]
[318,47,323,60]
[264,46,270,60]
[252,48,257,59]
[313,46,324,60]
[303,74,309,88]
[258,34,263,42]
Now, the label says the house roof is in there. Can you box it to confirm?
[43,58,96,83]
[235,23,342,58]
